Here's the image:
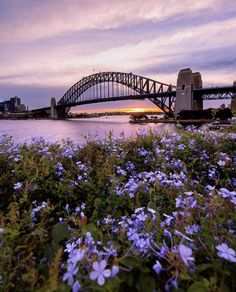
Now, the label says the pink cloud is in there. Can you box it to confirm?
[0,0,220,42]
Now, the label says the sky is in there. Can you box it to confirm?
[0,0,235,112]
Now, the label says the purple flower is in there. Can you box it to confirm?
[65,204,70,213]
[185,224,200,235]
[116,166,126,176]
[90,260,111,286]
[72,280,81,292]
[153,260,162,274]
[177,144,186,150]
[216,243,236,263]
[63,263,78,286]
[164,229,172,239]
[85,232,94,246]
[206,185,215,191]
[218,160,226,166]
[231,197,236,205]
[161,214,174,227]
[111,265,119,277]
[31,202,48,221]
[69,249,85,265]
[219,188,236,198]
[175,196,183,208]
[136,211,147,221]
[185,191,193,196]
[14,182,22,190]
[65,242,76,253]
[178,244,194,266]
[138,148,149,157]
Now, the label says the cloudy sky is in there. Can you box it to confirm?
[0,0,235,111]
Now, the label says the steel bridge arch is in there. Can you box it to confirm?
[57,72,176,114]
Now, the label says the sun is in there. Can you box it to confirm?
[126,107,147,113]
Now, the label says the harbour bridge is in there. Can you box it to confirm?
[32,69,236,119]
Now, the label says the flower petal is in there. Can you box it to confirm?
[90,271,98,281]
[111,265,119,277]
[103,269,111,278]
[97,274,105,286]
[92,261,99,271]
[100,260,107,270]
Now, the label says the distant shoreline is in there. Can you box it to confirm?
[0,111,163,120]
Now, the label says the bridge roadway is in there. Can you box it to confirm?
[31,91,176,116]
[193,86,235,100]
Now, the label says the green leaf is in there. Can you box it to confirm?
[147,201,156,210]
[135,273,156,292]
[120,256,141,269]
[52,223,69,244]
[196,263,213,273]
[82,223,98,241]
[43,242,56,262]
[209,277,216,286]
[187,282,209,292]
[31,228,48,241]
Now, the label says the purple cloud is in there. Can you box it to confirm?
[0,0,235,109]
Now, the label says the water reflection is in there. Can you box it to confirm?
[0,116,176,144]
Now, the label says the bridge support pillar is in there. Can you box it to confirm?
[56,107,66,119]
[50,97,57,119]
[231,81,236,116]
[174,68,203,115]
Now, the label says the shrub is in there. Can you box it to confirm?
[0,128,235,291]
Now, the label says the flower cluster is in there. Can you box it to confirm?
[31,201,48,222]
[0,129,235,291]
[63,232,119,290]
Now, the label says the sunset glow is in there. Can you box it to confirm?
[124,107,156,113]
[70,106,161,114]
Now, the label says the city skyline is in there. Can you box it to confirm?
[0,0,235,112]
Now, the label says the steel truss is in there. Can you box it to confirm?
[193,86,235,100]
[57,72,176,115]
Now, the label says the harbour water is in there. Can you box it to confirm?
[0,116,176,144]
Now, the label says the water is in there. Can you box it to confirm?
[0,116,176,144]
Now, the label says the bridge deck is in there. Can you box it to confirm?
[61,92,176,108]
[193,86,235,99]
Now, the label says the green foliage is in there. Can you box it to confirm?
[0,130,235,291]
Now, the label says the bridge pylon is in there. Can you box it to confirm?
[50,97,66,119]
[174,68,202,114]
[50,97,57,119]
[231,81,236,116]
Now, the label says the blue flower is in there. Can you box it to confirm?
[72,280,81,292]
[89,260,111,286]
[136,211,147,221]
[14,182,22,190]
[216,243,236,263]
[177,144,186,150]
[111,265,119,277]
[81,202,86,209]
[65,242,76,253]
[63,262,78,286]
[69,249,85,266]
[185,224,200,235]
[116,166,126,176]
[153,260,162,274]
[31,202,48,221]
[178,244,194,266]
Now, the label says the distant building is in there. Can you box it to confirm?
[0,96,27,113]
